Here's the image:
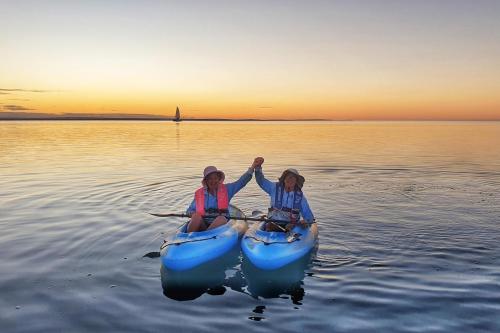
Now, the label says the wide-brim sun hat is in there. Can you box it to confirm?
[202,166,225,185]
[278,168,305,189]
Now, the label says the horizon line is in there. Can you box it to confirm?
[0,111,499,122]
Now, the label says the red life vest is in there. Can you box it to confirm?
[195,184,229,216]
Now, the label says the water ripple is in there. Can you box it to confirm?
[1,121,500,332]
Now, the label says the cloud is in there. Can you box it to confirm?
[2,104,35,111]
[0,88,53,93]
[258,106,273,109]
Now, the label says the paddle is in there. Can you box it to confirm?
[148,212,305,243]
[251,214,312,242]
[148,212,291,225]
[250,210,288,232]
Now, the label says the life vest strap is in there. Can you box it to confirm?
[206,208,229,214]
[269,207,299,214]
[273,182,303,222]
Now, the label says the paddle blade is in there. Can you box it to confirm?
[143,251,160,258]
[286,232,301,243]
[149,213,167,217]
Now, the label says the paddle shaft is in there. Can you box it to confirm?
[149,212,290,225]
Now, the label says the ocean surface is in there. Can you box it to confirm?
[1,120,499,332]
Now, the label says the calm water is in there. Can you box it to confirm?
[1,121,500,332]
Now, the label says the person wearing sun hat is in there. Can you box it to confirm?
[186,161,259,232]
[253,157,315,232]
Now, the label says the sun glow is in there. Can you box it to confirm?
[1,1,499,120]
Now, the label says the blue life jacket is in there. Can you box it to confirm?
[271,182,303,222]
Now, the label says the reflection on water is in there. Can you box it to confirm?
[160,245,316,305]
[242,247,316,300]
[161,247,241,301]
[1,121,500,332]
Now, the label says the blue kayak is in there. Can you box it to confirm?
[241,221,318,270]
[160,205,248,271]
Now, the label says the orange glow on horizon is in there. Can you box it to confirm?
[3,87,498,121]
[2,2,500,121]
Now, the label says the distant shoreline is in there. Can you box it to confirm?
[0,116,332,121]
[0,118,332,121]
[1,118,499,122]
[0,113,498,122]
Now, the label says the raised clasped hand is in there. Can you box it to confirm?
[252,157,264,169]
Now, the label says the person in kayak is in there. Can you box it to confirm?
[186,162,258,232]
[253,157,315,232]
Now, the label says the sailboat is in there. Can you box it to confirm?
[173,106,181,122]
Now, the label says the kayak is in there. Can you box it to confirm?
[241,221,318,270]
[160,205,248,271]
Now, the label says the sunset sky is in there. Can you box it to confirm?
[1,0,499,120]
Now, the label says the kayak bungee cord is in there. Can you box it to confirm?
[243,233,302,245]
[160,235,217,249]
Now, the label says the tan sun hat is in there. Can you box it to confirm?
[202,166,225,185]
[278,168,305,189]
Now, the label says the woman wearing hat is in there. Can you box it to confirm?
[186,162,259,232]
[253,157,315,232]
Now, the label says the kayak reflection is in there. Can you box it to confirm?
[242,245,317,300]
[161,246,243,301]
[161,242,317,302]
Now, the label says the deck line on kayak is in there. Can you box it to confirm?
[160,235,217,249]
[243,234,301,245]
